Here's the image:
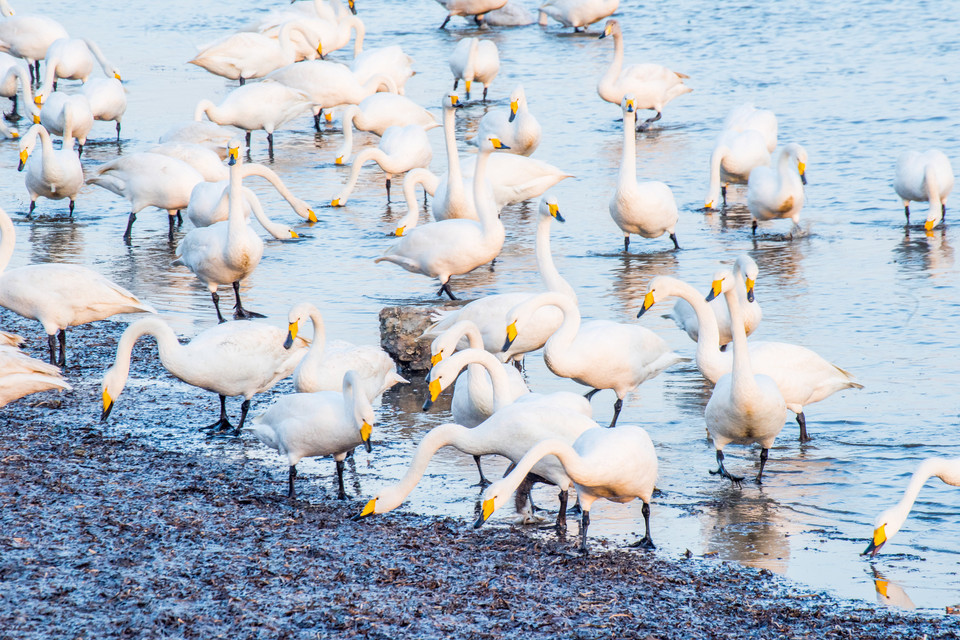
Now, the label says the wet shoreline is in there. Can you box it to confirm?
[1,315,956,638]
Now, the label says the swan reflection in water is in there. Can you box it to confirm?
[870,566,916,610]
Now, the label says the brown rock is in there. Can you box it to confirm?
[379,302,466,373]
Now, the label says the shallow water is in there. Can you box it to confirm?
[2,0,959,612]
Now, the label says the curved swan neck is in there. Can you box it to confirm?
[242,163,302,210]
[82,38,115,77]
[0,207,15,272]
[337,107,356,159]
[301,305,328,369]
[448,321,485,350]
[339,147,384,198]
[346,16,365,57]
[361,73,397,97]
[113,317,182,384]
[194,100,216,122]
[398,168,437,231]
[445,348,513,412]
[496,438,582,500]
[536,292,579,349]
[379,423,470,510]
[600,29,624,91]
[706,145,728,204]
[924,165,943,223]
[660,278,725,382]
[535,211,575,300]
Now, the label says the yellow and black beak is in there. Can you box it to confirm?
[18,149,27,171]
[637,291,655,318]
[502,321,518,351]
[394,225,405,237]
[288,229,299,239]
[745,277,756,303]
[317,42,324,59]
[228,146,239,166]
[450,94,462,109]
[352,497,376,521]
[422,378,442,411]
[360,421,373,453]
[490,138,511,150]
[473,497,495,528]
[599,26,610,39]
[508,99,519,123]
[626,99,635,113]
[705,279,722,302]
[331,198,342,207]
[283,321,298,349]
[348,0,357,15]
[114,72,122,81]
[861,524,886,557]
[307,209,317,223]
[101,389,114,422]
[548,202,565,223]
[798,161,807,185]
[430,351,443,366]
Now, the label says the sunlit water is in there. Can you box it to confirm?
[2,0,959,613]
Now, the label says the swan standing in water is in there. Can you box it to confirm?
[0,8,68,82]
[435,0,508,29]
[333,93,438,164]
[194,80,316,156]
[747,142,808,235]
[597,19,691,129]
[151,142,229,182]
[475,84,541,156]
[86,152,205,241]
[36,91,94,156]
[640,274,861,442]
[894,149,954,231]
[331,123,432,205]
[17,122,83,216]
[610,95,679,251]
[100,317,308,433]
[863,457,960,556]
[38,37,120,91]
[0,344,71,407]
[668,254,762,347]
[538,0,619,31]
[374,137,508,300]
[82,77,126,141]
[244,370,375,499]
[475,424,658,553]
[0,206,155,367]
[505,291,682,427]
[704,104,778,210]
[423,195,574,366]
[0,53,31,119]
[174,141,277,322]
[703,269,786,484]
[449,37,499,102]
[284,302,408,402]
[190,22,320,85]
[350,43,414,96]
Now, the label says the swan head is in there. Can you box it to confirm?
[704,269,735,302]
[779,142,808,184]
[599,19,619,40]
[100,365,128,422]
[331,196,345,207]
[637,275,673,318]
[108,66,122,82]
[621,94,636,114]
[480,136,510,152]
[353,482,410,521]
[508,85,524,122]
[284,302,314,349]
[422,360,458,411]
[443,92,463,111]
[343,370,375,453]
[348,0,357,15]
[539,195,564,223]
[226,140,241,166]
[17,131,37,171]
[474,478,513,529]
[862,506,906,557]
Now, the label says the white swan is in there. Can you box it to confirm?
[151,142,229,182]
[243,0,355,35]
[86,152,204,240]
[267,60,396,127]
[863,457,960,556]
[894,149,954,231]
[194,80,316,156]
[374,137,507,300]
[158,121,241,158]
[190,21,319,84]
[273,14,365,60]
[506,290,681,427]
[485,1,535,26]
[0,11,68,80]
[354,402,597,525]
[0,206,155,366]
[0,343,71,407]
[284,301,408,402]
[704,104,778,209]
[538,0,618,30]
[82,77,126,141]
[186,179,302,241]
[185,161,317,228]
[423,195,574,365]
[435,0,508,28]
[333,92,438,164]
[17,123,82,216]
[610,94,679,251]
[449,37,499,102]
[39,37,119,92]
[100,316,308,432]
[0,52,30,119]
[747,142,808,234]
[639,274,862,442]
[36,91,93,155]
[350,44,413,96]
[476,424,657,552]
[331,123,433,205]
[244,370,375,499]
[173,141,269,323]
[704,268,787,485]
[597,19,691,128]
[475,84,541,156]
[668,254,762,346]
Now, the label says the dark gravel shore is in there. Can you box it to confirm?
[1,314,958,639]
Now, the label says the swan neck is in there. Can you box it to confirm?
[602,30,624,87]
[226,152,245,236]
[497,439,580,501]
[535,212,575,300]
[707,146,727,204]
[725,288,754,383]
[538,292,579,354]
[620,107,636,178]
[450,348,513,412]
[301,307,328,369]
[381,423,470,510]
[339,148,382,198]
[242,163,297,206]
[443,105,463,186]
[0,207,15,272]
[82,38,114,76]
[115,317,183,385]
[472,147,498,232]
[194,100,215,122]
